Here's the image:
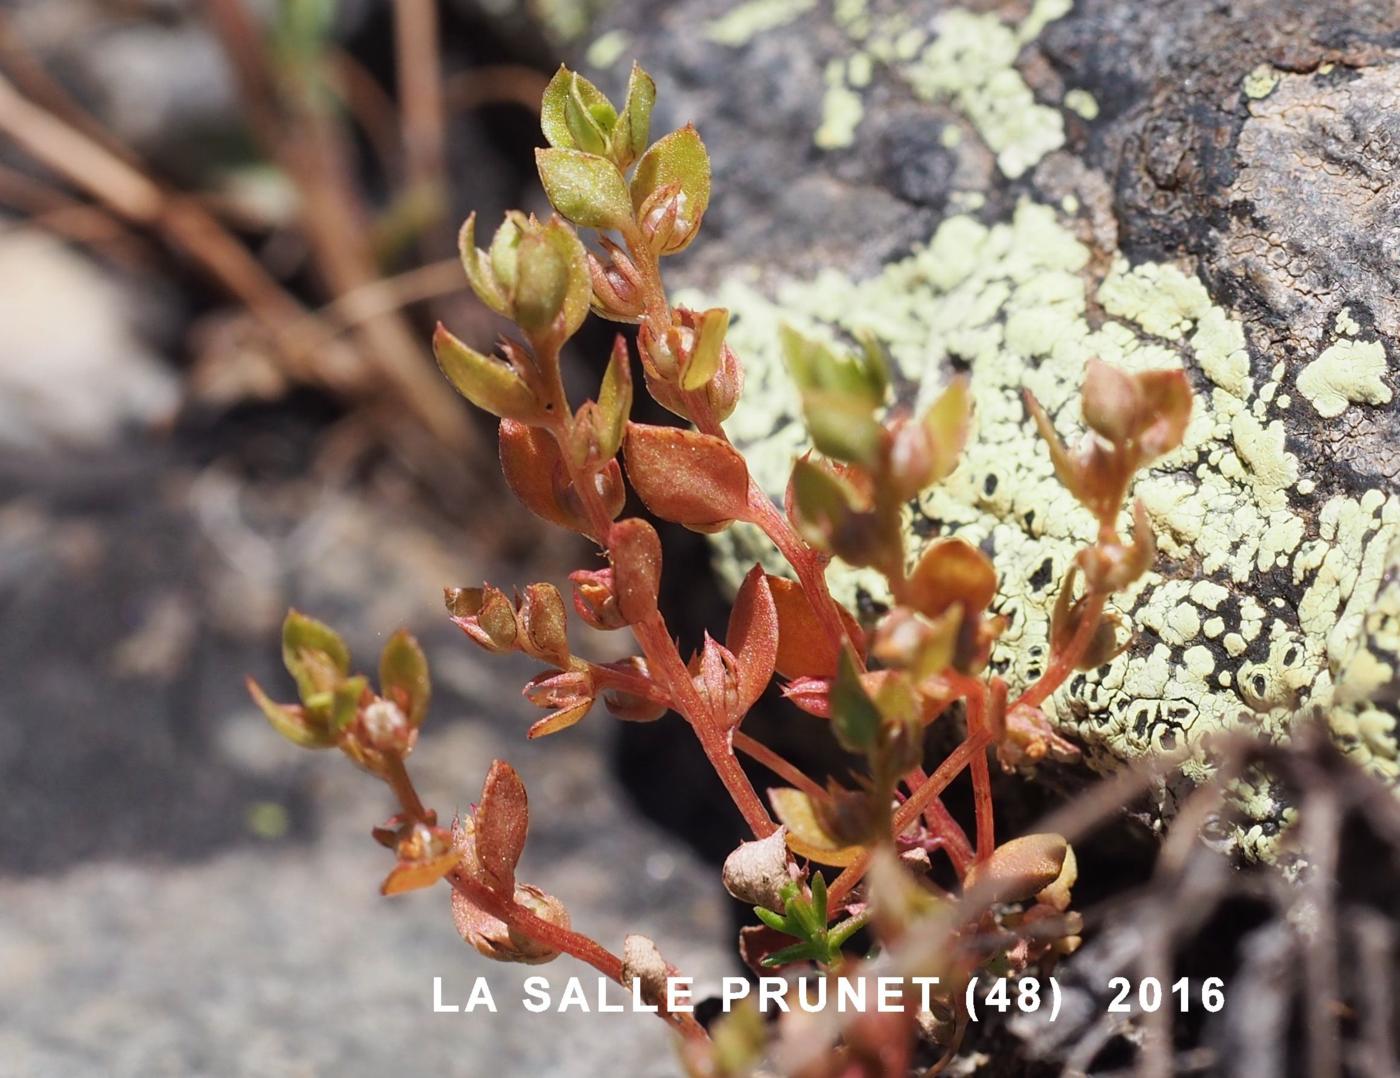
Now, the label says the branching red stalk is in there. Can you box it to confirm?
[827,731,991,910]
[902,766,974,874]
[734,730,829,804]
[446,865,707,1042]
[388,752,706,1041]
[587,661,672,705]
[629,613,777,837]
[740,478,861,663]
[945,673,996,862]
[1014,590,1107,712]
[621,226,859,666]
[536,343,775,839]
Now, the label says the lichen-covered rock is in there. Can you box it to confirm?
[589,0,1400,852]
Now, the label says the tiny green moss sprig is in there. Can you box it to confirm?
[248,62,1193,1070]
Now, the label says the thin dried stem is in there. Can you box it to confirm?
[393,0,446,210]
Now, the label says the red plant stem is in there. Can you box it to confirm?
[630,613,777,838]
[448,867,622,978]
[383,753,428,822]
[1014,589,1106,712]
[387,754,706,1041]
[445,869,707,1041]
[902,766,974,874]
[734,730,828,803]
[587,661,671,704]
[536,352,774,839]
[946,673,996,862]
[826,731,991,910]
[621,225,859,669]
[739,478,861,664]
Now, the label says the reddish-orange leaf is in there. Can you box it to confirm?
[622,422,750,531]
[527,699,593,739]
[767,576,862,679]
[609,518,662,623]
[904,537,997,619]
[781,675,833,717]
[380,849,462,895]
[499,420,588,532]
[726,565,778,718]
[475,761,529,895]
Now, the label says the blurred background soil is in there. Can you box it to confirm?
[0,2,743,1074]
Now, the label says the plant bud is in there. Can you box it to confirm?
[1081,357,1141,444]
[609,518,663,624]
[602,686,667,723]
[512,232,571,332]
[904,537,998,620]
[587,250,644,322]
[569,568,626,630]
[452,882,569,964]
[637,181,685,254]
[704,341,744,422]
[380,821,460,895]
[488,212,526,295]
[630,125,710,255]
[523,669,594,710]
[638,320,680,381]
[610,63,656,169]
[359,698,411,754]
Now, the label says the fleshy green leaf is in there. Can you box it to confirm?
[247,677,334,748]
[830,647,881,753]
[488,212,526,295]
[458,214,510,318]
[540,67,614,151]
[380,630,430,728]
[612,62,656,168]
[781,326,887,465]
[630,125,711,253]
[513,232,570,332]
[433,324,541,421]
[781,326,886,408]
[535,148,633,230]
[595,336,633,460]
[330,674,367,732]
[281,609,349,704]
[539,217,592,337]
[683,307,729,390]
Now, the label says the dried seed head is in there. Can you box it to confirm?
[622,934,670,1009]
[722,827,792,912]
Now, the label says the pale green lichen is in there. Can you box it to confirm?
[1063,88,1100,120]
[1243,63,1281,100]
[818,2,1071,175]
[1296,338,1392,419]
[898,9,1066,178]
[815,59,866,149]
[705,0,816,46]
[684,198,1399,838]
[586,29,632,69]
